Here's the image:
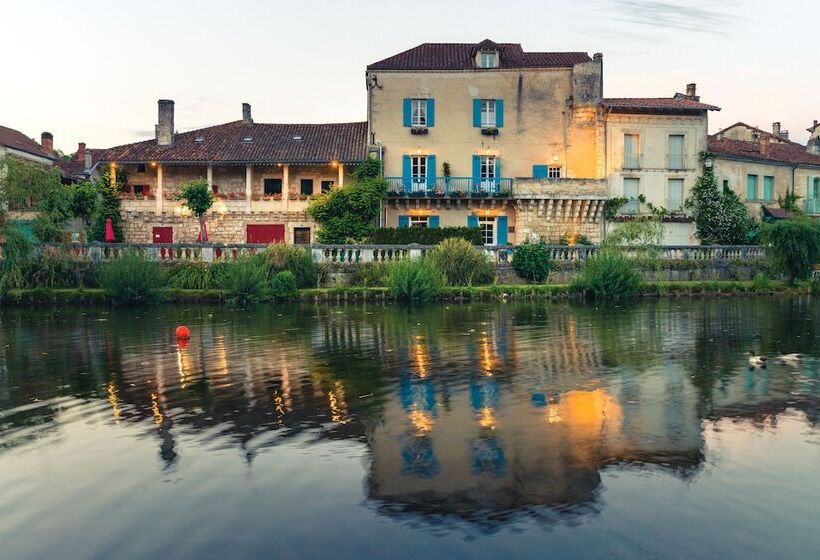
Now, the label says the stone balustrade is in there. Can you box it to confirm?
[2,242,767,265]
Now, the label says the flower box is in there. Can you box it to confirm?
[481,127,499,136]
[410,127,429,135]
[251,193,261,201]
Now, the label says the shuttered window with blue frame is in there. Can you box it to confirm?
[473,99,504,127]
[496,216,508,245]
[533,165,548,178]
[398,215,410,228]
[403,98,434,127]
[429,215,440,228]
[467,215,479,228]
[427,155,437,188]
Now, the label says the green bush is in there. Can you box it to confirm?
[270,270,298,299]
[751,272,771,290]
[571,251,642,301]
[168,263,213,290]
[426,237,495,286]
[0,224,33,292]
[367,227,483,245]
[512,242,551,282]
[350,262,391,287]
[217,256,269,304]
[263,244,317,288]
[26,248,97,288]
[99,251,168,303]
[387,260,444,301]
[760,218,820,284]
[558,233,593,246]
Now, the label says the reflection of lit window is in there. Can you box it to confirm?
[328,381,349,424]
[409,407,434,435]
[413,340,429,377]
[480,333,495,373]
[151,392,164,425]
[107,381,121,424]
[479,406,498,430]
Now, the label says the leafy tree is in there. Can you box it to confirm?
[0,155,63,211]
[308,160,387,243]
[760,218,820,284]
[686,151,755,245]
[512,241,551,282]
[177,179,214,243]
[89,169,125,242]
[71,181,100,223]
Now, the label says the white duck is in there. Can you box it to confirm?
[776,352,803,364]
[748,350,768,368]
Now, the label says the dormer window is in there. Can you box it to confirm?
[241,136,253,143]
[194,136,205,143]
[479,50,499,68]
[292,135,302,141]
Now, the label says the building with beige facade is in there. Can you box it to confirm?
[97,101,366,244]
[366,40,719,245]
[708,122,820,217]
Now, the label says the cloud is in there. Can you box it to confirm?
[592,0,744,34]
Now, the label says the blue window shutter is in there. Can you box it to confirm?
[403,99,412,127]
[472,155,481,191]
[468,214,479,228]
[496,158,501,179]
[533,165,548,178]
[402,155,411,189]
[398,215,409,228]
[473,99,482,127]
[497,216,508,245]
[429,215,440,228]
[496,99,504,127]
[427,154,436,187]
[427,99,435,127]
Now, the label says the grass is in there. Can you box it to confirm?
[1,280,806,306]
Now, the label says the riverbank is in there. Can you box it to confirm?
[1,280,813,305]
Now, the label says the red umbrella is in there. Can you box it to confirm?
[104,217,115,242]
[196,218,209,242]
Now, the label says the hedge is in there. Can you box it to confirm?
[367,227,482,245]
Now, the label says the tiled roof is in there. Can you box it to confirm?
[708,136,820,167]
[0,124,53,159]
[367,41,591,71]
[100,121,368,164]
[602,98,720,111]
[55,159,87,179]
[713,121,796,144]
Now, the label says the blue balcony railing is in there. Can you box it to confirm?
[385,177,513,198]
[806,199,820,214]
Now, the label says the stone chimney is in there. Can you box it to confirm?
[808,137,820,155]
[41,132,53,155]
[155,99,175,146]
[571,53,603,106]
[74,142,86,162]
[772,122,781,138]
[686,83,697,97]
[242,103,253,124]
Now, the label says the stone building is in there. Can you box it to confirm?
[709,122,820,217]
[97,101,366,243]
[366,40,719,244]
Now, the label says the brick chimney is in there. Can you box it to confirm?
[41,132,53,155]
[242,102,253,124]
[760,134,770,155]
[155,99,175,146]
[686,83,697,97]
[74,142,86,162]
[772,122,781,138]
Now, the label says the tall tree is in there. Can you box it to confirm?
[177,179,214,243]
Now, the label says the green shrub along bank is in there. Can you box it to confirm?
[367,227,483,245]
[98,251,168,304]
[263,243,318,288]
[512,242,551,282]
[571,251,643,301]
[425,238,495,286]
[387,260,444,301]
[760,218,820,284]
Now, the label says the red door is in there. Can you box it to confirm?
[152,226,173,243]
[246,224,285,244]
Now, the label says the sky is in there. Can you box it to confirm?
[2,0,818,154]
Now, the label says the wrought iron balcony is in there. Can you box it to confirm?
[385,177,513,199]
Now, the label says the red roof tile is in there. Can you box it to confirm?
[367,42,591,71]
[602,98,720,111]
[0,124,53,159]
[708,136,820,168]
[100,121,368,164]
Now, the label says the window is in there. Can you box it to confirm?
[667,178,684,211]
[479,51,499,68]
[409,216,429,228]
[293,227,311,245]
[136,163,147,173]
[548,166,562,178]
[132,184,149,196]
[722,179,730,192]
[479,156,497,192]
[622,178,640,214]
[480,100,497,127]
[411,155,427,191]
[746,174,758,200]
[479,216,496,245]
[300,179,314,196]
[624,134,640,168]
[668,135,684,169]
[263,178,282,195]
[763,176,774,201]
[321,180,334,193]
[411,99,427,126]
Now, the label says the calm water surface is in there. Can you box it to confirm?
[0,298,818,559]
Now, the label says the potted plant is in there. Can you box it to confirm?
[443,161,452,190]
[289,193,299,201]
[273,193,282,201]
[252,193,261,201]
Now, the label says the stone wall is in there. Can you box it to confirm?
[123,211,318,244]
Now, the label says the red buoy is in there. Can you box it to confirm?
[175,325,191,339]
